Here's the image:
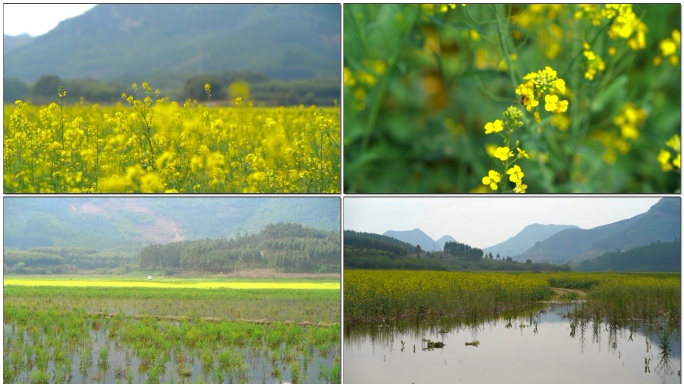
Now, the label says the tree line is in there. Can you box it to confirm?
[4,223,340,275]
[4,247,135,275]
[344,231,568,272]
[4,70,339,106]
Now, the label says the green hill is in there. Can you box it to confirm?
[4,4,340,83]
[577,240,681,272]
[345,230,417,254]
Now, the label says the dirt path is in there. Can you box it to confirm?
[549,287,588,300]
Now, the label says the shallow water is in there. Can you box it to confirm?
[4,323,337,384]
[344,304,680,384]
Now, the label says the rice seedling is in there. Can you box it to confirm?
[3,277,341,383]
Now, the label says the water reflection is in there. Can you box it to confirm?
[345,304,680,384]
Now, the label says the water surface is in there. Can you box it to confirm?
[344,304,680,384]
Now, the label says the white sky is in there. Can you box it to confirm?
[3,4,97,37]
[343,197,667,249]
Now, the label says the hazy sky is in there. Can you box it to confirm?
[344,197,667,249]
[4,4,96,37]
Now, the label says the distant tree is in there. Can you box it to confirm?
[526,259,532,264]
[416,244,422,257]
[32,74,63,99]
[496,253,500,260]
[184,76,222,100]
[443,241,483,261]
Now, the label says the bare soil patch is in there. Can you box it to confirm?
[549,287,588,300]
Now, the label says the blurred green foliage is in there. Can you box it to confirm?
[6,72,338,106]
[344,4,680,192]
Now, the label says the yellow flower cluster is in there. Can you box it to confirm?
[512,5,565,60]
[582,42,606,80]
[658,134,681,172]
[654,29,681,66]
[481,106,528,193]
[481,67,568,193]
[613,102,647,140]
[591,131,631,164]
[516,66,568,114]
[4,87,340,193]
[344,59,388,110]
[575,4,647,50]
[420,3,458,16]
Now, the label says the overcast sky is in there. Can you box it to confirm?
[4,4,96,37]
[344,197,667,249]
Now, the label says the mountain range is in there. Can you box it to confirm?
[482,224,579,258]
[515,198,680,264]
[4,33,34,53]
[4,198,340,253]
[382,228,456,252]
[4,4,340,83]
[378,198,680,267]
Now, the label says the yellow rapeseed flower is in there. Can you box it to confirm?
[666,134,680,152]
[484,119,504,134]
[506,164,524,183]
[544,94,559,111]
[513,182,527,193]
[658,149,673,171]
[494,146,514,161]
[482,170,502,190]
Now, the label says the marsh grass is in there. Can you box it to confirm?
[344,270,679,327]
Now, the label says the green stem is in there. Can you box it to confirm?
[495,4,518,90]
[501,129,513,192]
[361,6,420,153]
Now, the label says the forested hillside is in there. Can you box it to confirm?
[139,223,340,273]
[577,240,681,272]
